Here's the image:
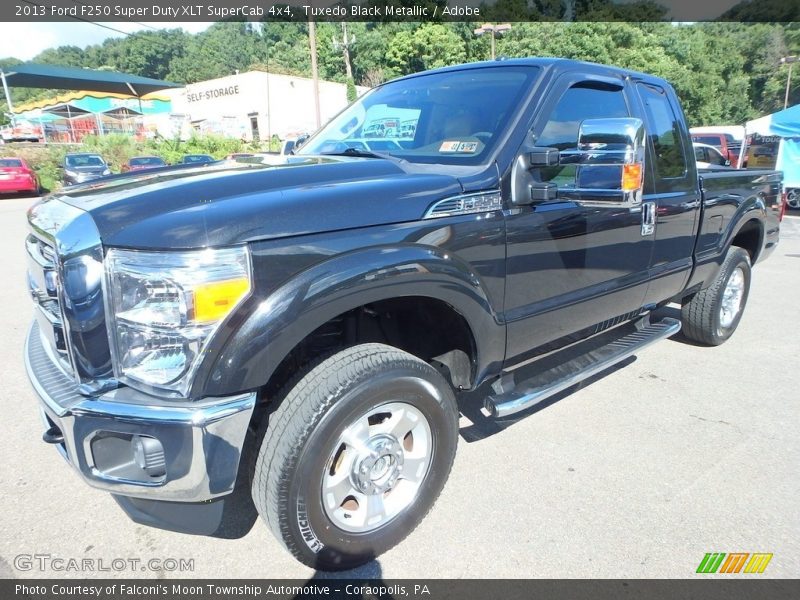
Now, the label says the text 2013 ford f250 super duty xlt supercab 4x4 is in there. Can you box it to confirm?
[24,59,784,570]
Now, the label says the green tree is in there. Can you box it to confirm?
[168,23,264,83]
[386,24,467,77]
[0,21,797,128]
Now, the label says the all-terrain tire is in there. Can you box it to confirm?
[681,246,752,346]
[251,343,459,570]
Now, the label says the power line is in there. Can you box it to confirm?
[21,0,179,44]
[20,0,137,38]
[68,0,161,32]
[16,0,195,66]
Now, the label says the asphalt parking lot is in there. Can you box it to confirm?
[0,195,798,579]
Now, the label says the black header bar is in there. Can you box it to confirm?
[4,0,799,23]
[4,579,800,600]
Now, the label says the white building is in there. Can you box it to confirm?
[161,71,367,141]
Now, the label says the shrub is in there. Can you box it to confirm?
[7,133,268,191]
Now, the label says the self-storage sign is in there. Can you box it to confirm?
[187,85,241,103]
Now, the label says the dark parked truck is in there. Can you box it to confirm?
[24,59,783,570]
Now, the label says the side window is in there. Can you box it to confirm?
[537,82,629,184]
[638,83,687,180]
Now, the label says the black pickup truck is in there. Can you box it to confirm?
[24,59,783,570]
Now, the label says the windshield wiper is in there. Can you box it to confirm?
[319,147,404,162]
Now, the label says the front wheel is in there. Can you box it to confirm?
[681,246,752,346]
[252,343,459,570]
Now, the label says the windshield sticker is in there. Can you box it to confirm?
[439,141,462,152]
[457,141,479,153]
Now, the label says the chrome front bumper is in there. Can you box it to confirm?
[24,322,256,503]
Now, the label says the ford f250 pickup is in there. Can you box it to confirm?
[24,59,784,570]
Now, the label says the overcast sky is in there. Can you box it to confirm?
[0,22,213,61]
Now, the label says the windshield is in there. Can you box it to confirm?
[0,159,22,167]
[130,157,165,166]
[66,155,105,168]
[183,155,211,163]
[298,66,539,165]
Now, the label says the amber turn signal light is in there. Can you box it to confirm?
[193,278,251,323]
[622,163,643,192]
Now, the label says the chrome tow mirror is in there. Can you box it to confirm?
[558,117,646,207]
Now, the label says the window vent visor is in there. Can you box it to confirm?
[424,191,502,219]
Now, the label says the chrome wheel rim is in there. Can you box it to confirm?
[322,402,433,534]
[719,267,745,330]
[788,190,800,209]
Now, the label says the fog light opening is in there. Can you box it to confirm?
[90,431,167,483]
[132,435,167,478]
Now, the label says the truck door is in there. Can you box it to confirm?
[635,82,702,304]
[503,73,654,363]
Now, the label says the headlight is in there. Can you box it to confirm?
[102,168,111,176]
[65,169,78,178]
[105,246,251,397]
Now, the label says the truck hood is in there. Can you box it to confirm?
[54,157,468,249]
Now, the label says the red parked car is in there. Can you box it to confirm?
[0,157,40,196]
[121,156,167,173]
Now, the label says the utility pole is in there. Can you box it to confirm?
[780,56,798,110]
[308,18,321,130]
[252,22,272,146]
[473,23,512,60]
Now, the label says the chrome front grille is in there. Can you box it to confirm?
[26,233,70,362]
[39,240,56,263]
[27,198,115,392]
[26,321,81,411]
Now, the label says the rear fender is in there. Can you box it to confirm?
[688,194,765,293]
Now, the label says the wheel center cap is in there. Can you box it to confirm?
[352,434,404,495]
[370,455,392,480]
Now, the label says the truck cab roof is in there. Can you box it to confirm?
[389,57,670,89]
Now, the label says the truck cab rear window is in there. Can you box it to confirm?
[639,83,688,180]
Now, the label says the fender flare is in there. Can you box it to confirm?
[688,194,766,293]
[193,245,505,398]
[719,195,766,261]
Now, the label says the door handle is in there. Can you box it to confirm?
[641,201,656,236]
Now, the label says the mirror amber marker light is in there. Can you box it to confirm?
[622,163,643,192]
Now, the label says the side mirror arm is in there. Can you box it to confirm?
[528,147,560,168]
[511,145,562,206]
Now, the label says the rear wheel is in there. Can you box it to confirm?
[681,246,751,346]
[251,343,458,570]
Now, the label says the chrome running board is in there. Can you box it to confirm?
[486,316,681,418]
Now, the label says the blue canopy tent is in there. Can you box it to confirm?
[0,63,179,125]
[744,104,800,189]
